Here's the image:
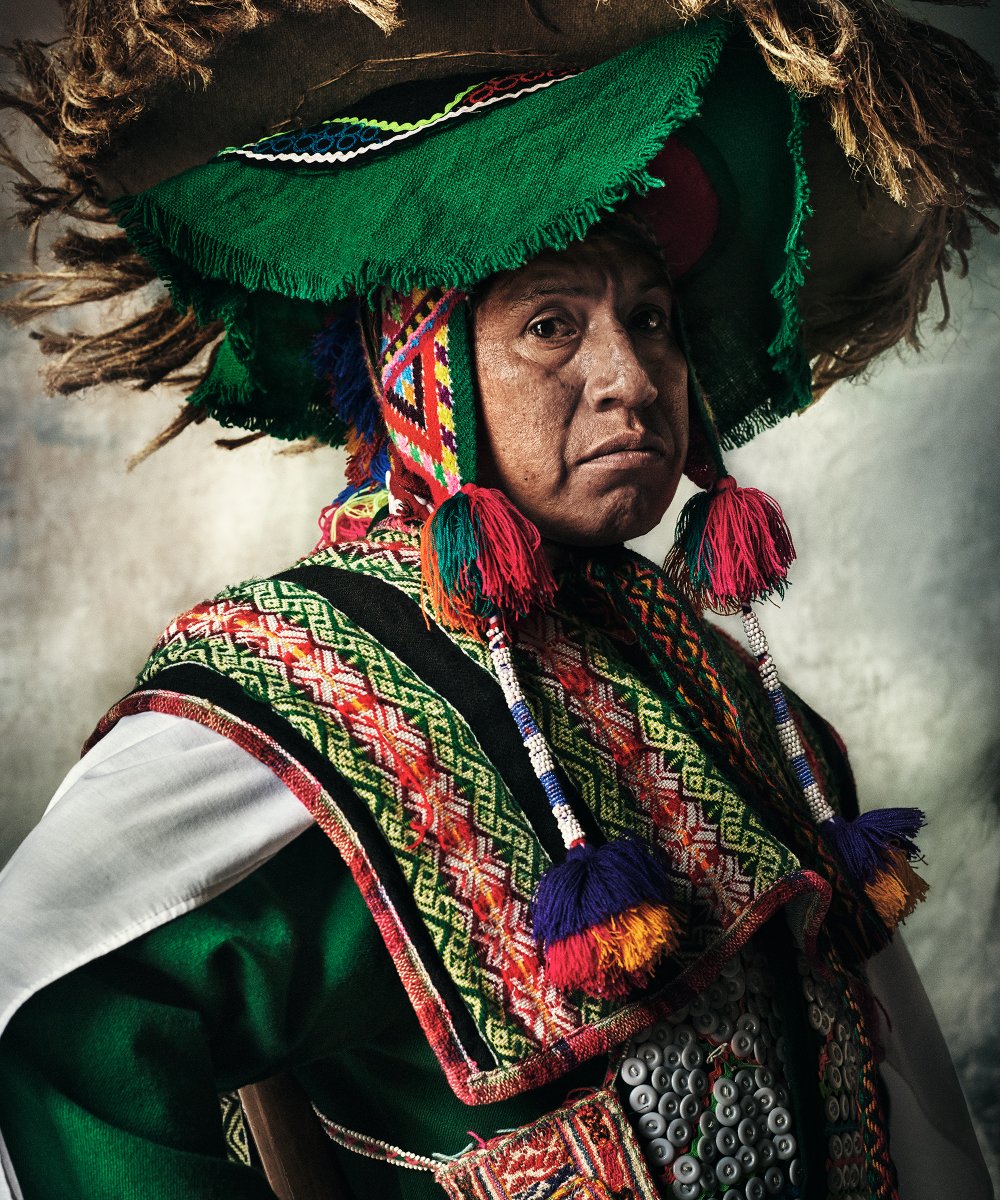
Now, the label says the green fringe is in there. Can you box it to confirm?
[430,492,480,597]
[673,491,714,590]
[766,91,815,414]
[113,98,720,309]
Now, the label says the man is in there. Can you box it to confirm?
[0,8,996,1200]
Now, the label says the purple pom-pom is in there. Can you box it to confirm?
[532,837,673,945]
[821,808,926,884]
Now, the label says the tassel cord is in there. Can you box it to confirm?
[487,612,682,998]
[741,603,927,929]
[487,617,584,851]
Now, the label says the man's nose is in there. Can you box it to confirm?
[582,326,657,411]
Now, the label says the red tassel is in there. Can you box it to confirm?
[705,477,795,609]
[462,484,556,618]
[419,485,555,636]
[543,902,681,999]
[666,476,795,614]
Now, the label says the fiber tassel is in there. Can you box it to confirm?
[821,809,929,925]
[741,603,929,935]
[420,485,555,635]
[485,618,681,998]
[313,486,386,550]
[420,491,483,635]
[532,839,680,999]
[462,484,556,618]
[311,307,382,438]
[666,475,795,614]
[862,847,930,926]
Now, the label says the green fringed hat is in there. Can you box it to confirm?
[111,21,810,451]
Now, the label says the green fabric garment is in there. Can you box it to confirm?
[0,826,605,1200]
[0,538,890,1198]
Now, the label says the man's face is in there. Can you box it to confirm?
[473,234,689,546]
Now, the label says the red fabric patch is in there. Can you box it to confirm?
[631,139,719,279]
[435,1087,662,1199]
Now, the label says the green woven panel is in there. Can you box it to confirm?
[137,573,619,1062]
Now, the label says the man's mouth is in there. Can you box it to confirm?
[578,433,668,467]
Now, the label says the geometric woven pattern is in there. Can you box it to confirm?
[219,70,576,168]
[434,1087,661,1200]
[379,286,469,506]
[218,1091,251,1167]
[515,613,792,961]
[140,584,572,1068]
[115,526,884,1104]
[801,934,901,1200]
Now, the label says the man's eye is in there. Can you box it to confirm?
[631,307,669,332]
[528,316,574,340]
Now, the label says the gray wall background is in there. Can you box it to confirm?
[1,0,997,1185]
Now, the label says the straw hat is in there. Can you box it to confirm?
[1,0,996,452]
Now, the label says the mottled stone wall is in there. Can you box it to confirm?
[1,0,997,1186]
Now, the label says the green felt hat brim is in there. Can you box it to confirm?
[112,19,812,449]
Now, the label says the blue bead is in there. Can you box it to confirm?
[540,771,565,806]
[511,701,536,738]
[790,755,814,786]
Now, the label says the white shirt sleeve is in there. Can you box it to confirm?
[0,710,316,1200]
[0,708,314,1043]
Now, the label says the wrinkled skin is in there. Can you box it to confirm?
[473,234,689,546]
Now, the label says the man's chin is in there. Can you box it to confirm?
[535,488,675,548]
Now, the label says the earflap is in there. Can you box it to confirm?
[375,285,557,634]
[420,484,556,637]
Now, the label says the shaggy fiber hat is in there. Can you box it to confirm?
[1,0,997,443]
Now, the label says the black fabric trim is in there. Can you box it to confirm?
[137,662,496,1073]
[332,73,485,125]
[274,564,603,856]
[758,918,828,1196]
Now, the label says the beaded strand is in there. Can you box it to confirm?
[740,604,835,825]
[486,616,585,850]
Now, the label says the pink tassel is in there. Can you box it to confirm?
[462,484,556,619]
[667,476,795,614]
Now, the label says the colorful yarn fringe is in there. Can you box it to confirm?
[315,488,387,550]
[821,811,929,925]
[312,306,381,439]
[666,475,795,614]
[532,840,680,998]
[487,617,680,998]
[740,605,927,931]
[421,485,555,635]
[314,435,391,551]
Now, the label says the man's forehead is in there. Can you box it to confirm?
[484,238,672,305]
